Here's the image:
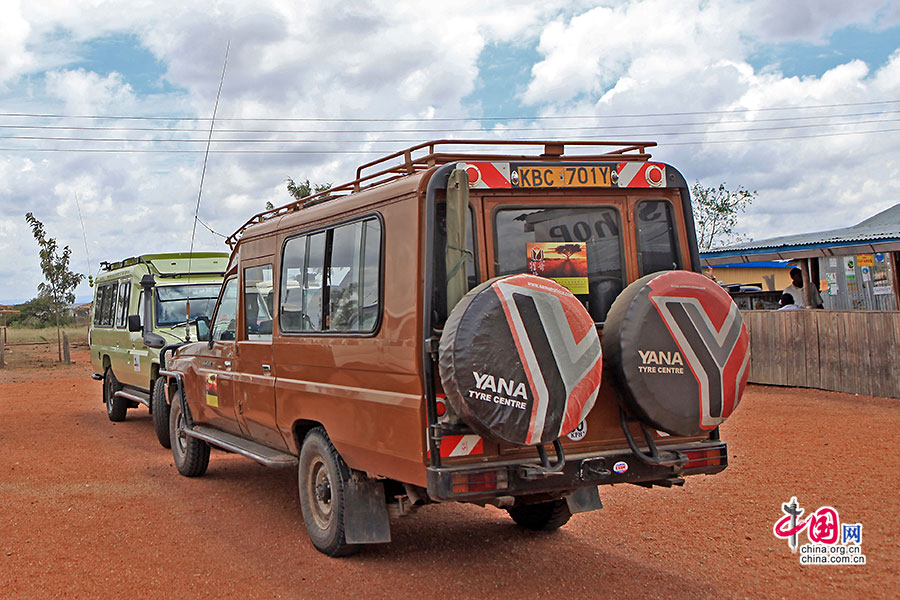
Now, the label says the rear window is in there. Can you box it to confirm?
[494,206,624,323]
[636,200,681,275]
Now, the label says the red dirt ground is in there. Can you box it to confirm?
[1,343,897,598]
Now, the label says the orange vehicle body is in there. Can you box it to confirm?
[164,141,737,554]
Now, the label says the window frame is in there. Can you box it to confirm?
[634,198,682,277]
[278,212,384,337]
[490,203,627,324]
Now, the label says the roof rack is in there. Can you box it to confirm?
[226,139,656,248]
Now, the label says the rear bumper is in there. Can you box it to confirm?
[426,440,727,502]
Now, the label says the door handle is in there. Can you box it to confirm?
[262,364,271,374]
[224,360,232,368]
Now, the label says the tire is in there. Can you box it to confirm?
[151,378,172,448]
[297,428,359,557]
[104,367,127,422]
[507,499,572,531]
[169,391,209,477]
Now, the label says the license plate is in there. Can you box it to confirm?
[513,165,612,188]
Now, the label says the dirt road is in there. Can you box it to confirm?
[1,344,897,598]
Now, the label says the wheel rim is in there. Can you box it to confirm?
[174,406,187,455]
[306,456,333,530]
[105,378,113,415]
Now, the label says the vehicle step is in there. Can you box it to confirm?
[114,389,150,408]
[186,425,298,469]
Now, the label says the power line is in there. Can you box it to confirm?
[3,116,899,144]
[1,99,898,123]
[2,124,899,154]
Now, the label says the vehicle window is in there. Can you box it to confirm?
[281,217,381,334]
[636,200,681,276]
[328,220,381,332]
[304,233,326,331]
[244,265,273,341]
[155,284,220,328]
[281,235,308,332]
[211,278,238,342]
[115,280,131,329]
[138,290,144,325]
[495,207,624,323]
[94,281,118,327]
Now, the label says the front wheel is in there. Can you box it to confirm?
[104,367,127,422]
[151,378,172,448]
[298,428,359,557]
[169,392,209,477]
[507,499,572,531]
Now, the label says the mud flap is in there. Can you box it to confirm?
[566,485,603,514]
[343,478,391,544]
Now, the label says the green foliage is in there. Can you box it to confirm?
[24,212,85,360]
[690,182,757,250]
[286,177,331,201]
[6,296,67,328]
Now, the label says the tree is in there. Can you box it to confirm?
[286,177,331,201]
[690,182,757,250]
[24,213,85,361]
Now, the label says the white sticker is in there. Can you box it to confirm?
[133,354,141,372]
[567,420,587,441]
[613,460,628,474]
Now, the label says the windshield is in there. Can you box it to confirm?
[155,284,221,327]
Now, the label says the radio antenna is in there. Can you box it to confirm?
[73,191,93,284]
[186,40,230,342]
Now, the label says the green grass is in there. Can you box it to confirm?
[4,325,90,345]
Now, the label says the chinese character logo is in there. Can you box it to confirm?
[772,497,865,565]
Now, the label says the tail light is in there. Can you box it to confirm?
[435,394,447,417]
[451,469,508,494]
[683,448,725,470]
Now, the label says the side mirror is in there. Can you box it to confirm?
[127,314,142,332]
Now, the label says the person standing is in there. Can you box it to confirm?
[784,267,823,308]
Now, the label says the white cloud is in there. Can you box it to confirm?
[1,1,899,301]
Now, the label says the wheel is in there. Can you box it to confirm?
[169,391,209,477]
[297,428,359,557]
[507,499,572,531]
[151,378,172,448]
[104,367,127,422]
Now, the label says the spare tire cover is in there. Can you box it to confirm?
[439,274,602,446]
[602,270,750,436]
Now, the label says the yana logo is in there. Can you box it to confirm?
[650,295,749,428]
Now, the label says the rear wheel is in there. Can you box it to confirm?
[151,378,172,448]
[298,427,359,557]
[507,499,572,531]
[169,392,209,477]
[104,367,127,422]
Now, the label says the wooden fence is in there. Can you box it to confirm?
[742,310,900,399]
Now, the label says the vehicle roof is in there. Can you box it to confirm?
[98,252,230,276]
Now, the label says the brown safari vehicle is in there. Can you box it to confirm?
[160,140,750,556]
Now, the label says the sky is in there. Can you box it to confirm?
[1,0,899,304]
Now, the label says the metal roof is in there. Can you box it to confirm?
[701,203,900,264]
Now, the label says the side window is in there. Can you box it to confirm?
[115,280,131,329]
[280,217,381,334]
[210,278,238,342]
[137,291,145,325]
[636,200,681,276]
[94,281,118,328]
[244,265,273,341]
